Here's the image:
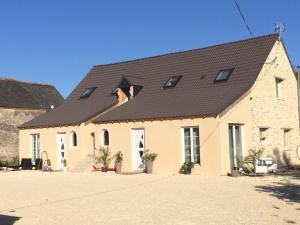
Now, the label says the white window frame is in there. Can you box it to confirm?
[229,124,245,168]
[31,134,40,161]
[181,126,200,164]
[275,77,284,99]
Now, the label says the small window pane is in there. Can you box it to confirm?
[163,75,182,88]
[72,132,77,147]
[80,87,96,99]
[275,78,283,98]
[259,128,268,143]
[215,69,234,82]
[103,130,109,146]
[283,129,290,148]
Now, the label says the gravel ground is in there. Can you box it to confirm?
[0,171,299,225]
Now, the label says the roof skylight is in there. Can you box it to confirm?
[214,69,234,82]
[80,87,96,99]
[163,75,182,88]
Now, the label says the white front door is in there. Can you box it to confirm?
[57,133,66,169]
[132,129,145,171]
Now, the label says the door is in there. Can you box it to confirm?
[57,133,67,169]
[183,127,200,164]
[132,129,145,170]
[31,134,40,161]
[229,124,243,169]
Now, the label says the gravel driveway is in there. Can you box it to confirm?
[0,171,299,225]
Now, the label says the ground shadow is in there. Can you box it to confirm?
[256,182,300,203]
[0,214,21,225]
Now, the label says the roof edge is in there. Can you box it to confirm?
[0,77,56,87]
[93,113,218,124]
[93,33,279,68]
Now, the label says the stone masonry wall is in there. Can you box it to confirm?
[250,39,300,166]
[0,108,45,161]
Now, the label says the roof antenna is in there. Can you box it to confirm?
[274,22,285,35]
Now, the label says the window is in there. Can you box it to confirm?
[70,131,77,147]
[259,128,268,143]
[229,124,243,169]
[214,69,234,82]
[80,87,97,99]
[111,88,118,96]
[275,78,283,98]
[31,134,40,161]
[283,129,291,148]
[102,129,109,146]
[163,75,182,88]
[183,127,200,164]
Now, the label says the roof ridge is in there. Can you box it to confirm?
[0,77,54,87]
[93,33,279,68]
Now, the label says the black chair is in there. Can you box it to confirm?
[21,158,33,170]
[7,158,32,170]
[34,158,43,170]
[0,160,7,169]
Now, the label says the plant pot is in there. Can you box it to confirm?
[101,167,108,172]
[115,162,122,174]
[183,168,192,175]
[230,169,240,177]
[146,160,153,174]
[63,167,68,172]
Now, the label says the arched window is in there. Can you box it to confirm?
[71,131,77,147]
[102,129,109,146]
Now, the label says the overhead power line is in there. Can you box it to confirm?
[233,0,254,37]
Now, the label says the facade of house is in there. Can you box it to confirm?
[19,34,300,174]
[0,78,64,161]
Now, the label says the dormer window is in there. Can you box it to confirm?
[214,69,234,82]
[111,88,118,96]
[163,75,182,88]
[80,87,96,99]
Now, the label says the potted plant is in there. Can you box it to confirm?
[43,159,51,171]
[142,150,157,174]
[114,151,123,174]
[180,162,194,174]
[96,146,113,172]
[62,159,68,172]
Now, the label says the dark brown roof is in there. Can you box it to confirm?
[0,78,64,110]
[21,34,279,128]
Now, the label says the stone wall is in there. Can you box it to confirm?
[250,39,300,166]
[0,108,45,161]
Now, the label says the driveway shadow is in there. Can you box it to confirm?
[0,214,21,225]
[256,182,300,203]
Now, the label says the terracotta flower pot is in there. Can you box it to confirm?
[101,167,108,172]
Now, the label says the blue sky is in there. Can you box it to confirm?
[0,0,299,97]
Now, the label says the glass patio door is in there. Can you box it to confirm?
[183,127,200,164]
[229,124,243,169]
[31,134,40,161]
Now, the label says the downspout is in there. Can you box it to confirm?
[298,66,300,136]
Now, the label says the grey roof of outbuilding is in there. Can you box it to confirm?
[0,79,64,110]
[21,34,279,128]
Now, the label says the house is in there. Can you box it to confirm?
[19,34,300,174]
[0,78,64,161]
